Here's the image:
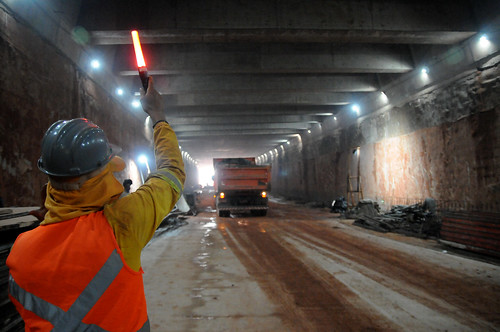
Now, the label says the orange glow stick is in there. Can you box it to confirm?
[131,30,149,91]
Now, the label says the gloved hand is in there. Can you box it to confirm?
[140,76,165,124]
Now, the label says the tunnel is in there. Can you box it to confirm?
[1,1,500,331]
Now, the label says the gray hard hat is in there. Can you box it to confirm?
[38,118,118,177]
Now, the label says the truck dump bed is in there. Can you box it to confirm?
[217,167,270,191]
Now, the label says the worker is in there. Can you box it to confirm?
[122,178,133,197]
[6,77,185,331]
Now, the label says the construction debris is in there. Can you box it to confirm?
[330,197,348,213]
[0,207,40,243]
[1,208,40,331]
[345,199,380,218]
[351,199,440,238]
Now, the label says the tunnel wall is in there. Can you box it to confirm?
[271,65,500,212]
[0,3,196,207]
[0,20,146,206]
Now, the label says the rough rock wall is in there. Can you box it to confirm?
[272,66,500,212]
[364,109,499,211]
[0,12,152,207]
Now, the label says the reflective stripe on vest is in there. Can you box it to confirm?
[9,249,150,332]
[147,168,183,193]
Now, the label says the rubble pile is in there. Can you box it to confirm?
[345,200,380,218]
[351,199,441,238]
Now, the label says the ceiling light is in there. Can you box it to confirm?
[90,59,100,69]
[478,34,491,49]
[307,130,311,134]
[420,67,430,82]
[131,100,141,108]
[351,104,360,114]
[380,91,388,102]
[116,88,124,96]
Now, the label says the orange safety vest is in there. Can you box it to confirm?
[6,211,150,331]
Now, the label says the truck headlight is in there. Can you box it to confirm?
[219,192,225,199]
[261,191,267,198]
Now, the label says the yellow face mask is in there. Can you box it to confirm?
[42,157,126,225]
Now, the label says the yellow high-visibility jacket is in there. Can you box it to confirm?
[105,121,186,271]
[7,122,185,331]
[41,121,186,272]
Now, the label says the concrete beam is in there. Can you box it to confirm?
[178,136,295,161]
[169,115,324,126]
[162,92,355,107]
[87,0,481,44]
[171,123,310,132]
[178,134,296,158]
[112,43,414,75]
[177,129,302,137]
[172,0,478,32]
[92,29,475,45]
[126,74,379,93]
[164,104,342,117]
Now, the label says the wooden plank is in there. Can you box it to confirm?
[0,207,39,231]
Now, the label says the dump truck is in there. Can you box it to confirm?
[213,158,271,217]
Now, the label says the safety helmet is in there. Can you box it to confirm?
[38,118,118,177]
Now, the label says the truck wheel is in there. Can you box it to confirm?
[218,210,230,217]
[252,210,267,216]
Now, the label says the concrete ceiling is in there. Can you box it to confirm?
[74,0,497,166]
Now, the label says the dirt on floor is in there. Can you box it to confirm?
[142,196,500,332]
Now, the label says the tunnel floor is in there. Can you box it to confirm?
[141,197,500,332]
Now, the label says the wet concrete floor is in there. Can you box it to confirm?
[142,198,500,332]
